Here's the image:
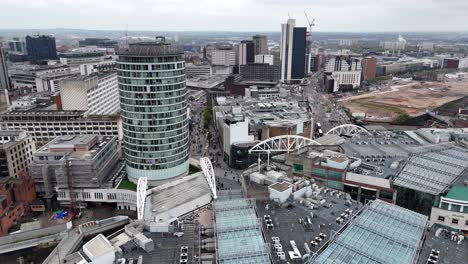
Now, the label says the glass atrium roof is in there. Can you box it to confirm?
[214,197,270,264]
[313,199,428,264]
[393,145,468,195]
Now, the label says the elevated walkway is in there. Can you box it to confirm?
[0,223,69,254]
[42,216,130,264]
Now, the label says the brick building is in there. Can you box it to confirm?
[362,56,377,81]
[0,172,36,236]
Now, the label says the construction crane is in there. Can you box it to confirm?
[304,11,316,36]
[304,11,316,75]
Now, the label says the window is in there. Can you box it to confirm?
[465,220,468,226]
[451,204,461,212]
[452,219,459,224]
[440,202,449,210]
[293,163,303,172]
[438,216,445,222]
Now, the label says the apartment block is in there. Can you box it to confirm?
[0,130,36,179]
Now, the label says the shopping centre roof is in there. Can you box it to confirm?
[213,196,270,264]
[313,199,427,264]
[445,185,468,202]
[393,144,468,195]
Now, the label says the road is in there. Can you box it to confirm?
[188,92,242,191]
[301,72,351,134]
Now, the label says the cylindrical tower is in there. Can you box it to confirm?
[117,42,189,184]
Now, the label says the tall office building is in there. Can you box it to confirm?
[26,35,58,64]
[280,19,307,81]
[0,43,10,90]
[252,35,268,55]
[238,40,255,65]
[362,56,377,81]
[117,42,189,184]
[211,49,236,66]
[292,27,307,79]
[8,38,27,53]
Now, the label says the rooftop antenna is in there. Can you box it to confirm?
[288,13,291,19]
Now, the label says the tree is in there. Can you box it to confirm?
[393,112,411,124]
[203,107,212,129]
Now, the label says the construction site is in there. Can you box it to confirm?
[340,75,468,122]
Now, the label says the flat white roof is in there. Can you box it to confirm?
[83,234,114,258]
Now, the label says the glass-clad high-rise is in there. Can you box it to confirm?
[117,42,189,184]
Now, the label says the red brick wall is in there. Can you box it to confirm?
[0,202,26,236]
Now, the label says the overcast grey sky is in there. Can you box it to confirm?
[0,0,467,32]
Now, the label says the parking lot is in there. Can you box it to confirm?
[255,189,363,263]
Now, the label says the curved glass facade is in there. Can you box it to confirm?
[117,43,189,183]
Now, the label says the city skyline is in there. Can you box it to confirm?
[1,0,468,32]
[0,2,468,263]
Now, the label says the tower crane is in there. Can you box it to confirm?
[304,11,316,36]
[304,11,316,74]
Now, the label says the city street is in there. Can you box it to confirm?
[302,72,351,134]
[188,93,242,191]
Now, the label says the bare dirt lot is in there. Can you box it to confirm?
[340,79,468,121]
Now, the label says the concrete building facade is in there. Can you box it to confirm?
[80,61,116,76]
[254,54,274,66]
[429,185,468,235]
[9,64,75,92]
[59,51,105,67]
[239,63,280,82]
[60,72,120,116]
[117,42,189,184]
[330,71,362,92]
[211,49,236,66]
[0,111,122,147]
[185,64,212,78]
[221,112,254,165]
[0,130,36,179]
[30,134,121,199]
[0,43,10,90]
[324,56,362,92]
